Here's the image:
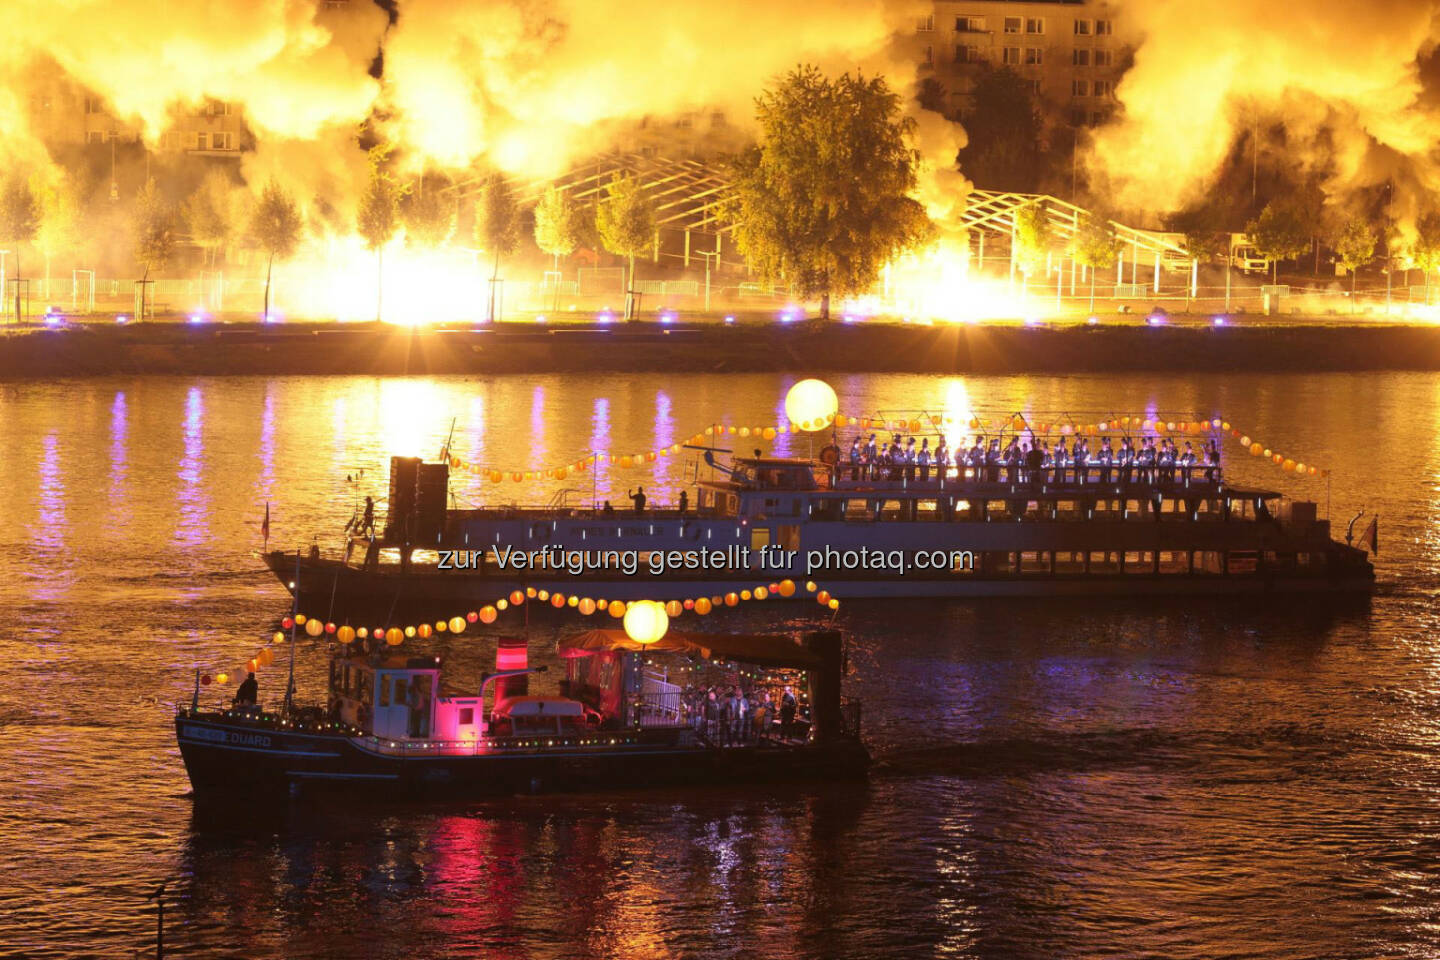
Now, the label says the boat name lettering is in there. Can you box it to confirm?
[182,724,275,749]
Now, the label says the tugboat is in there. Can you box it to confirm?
[175,629,866,797]
[266,439,1374,621]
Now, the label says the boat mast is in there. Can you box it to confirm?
[284,549,299,717]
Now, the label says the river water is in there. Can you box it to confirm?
[1,371,1436,959]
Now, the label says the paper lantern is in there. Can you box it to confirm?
[294,614,307,625]
[740,589,752,601]
[551,593,565,608]
[325,622,336,635]
[480,605,498,624]
[762,427,777,440]
[272,631,285,644]
[1222,421,1231,431]
[337,625,355,644]
[1250,443,1263,456]
[695,597,713,615]
[608,600,627,618]
[1283,459,1296,471]
[357,627,368,639]
[418,623,432,638]
[201,674,212,686]
[509,590,525,606]
[1271,453,1282,464]
[817,590,831,605]
[1294,462,1305,475]
[258,648,275,666]
[805,580,817,593]
[778,579,796,597]
[247,659,258,672]
[754,586,769,600]
[435,620,447,633]
[281,616,294,629]
[304,617,324,637]
[1240,435,1251,446]
[466,611,478,623]
[385,627,403,646]
[579,598,597,615]
[445,616,464,635]
[664,600,683,617]
[568,595,579,607]
[623,600,670,645]
[216,672,229,684]
[496,599,508,611]
[404,625,416,638]
[828,598,840,610]
[784,379,838,431]
[683,598,695,610]
[724,592,739,607]
[526,587,538,598]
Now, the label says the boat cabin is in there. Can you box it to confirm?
[329,653,484,743]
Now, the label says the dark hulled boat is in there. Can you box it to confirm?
[176,629,867,797]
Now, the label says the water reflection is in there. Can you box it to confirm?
[175,385,208,549]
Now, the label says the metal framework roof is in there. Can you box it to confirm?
[454,153,739,235]
[963,190,1192,259]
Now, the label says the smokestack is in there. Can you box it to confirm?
[493,635,529,707]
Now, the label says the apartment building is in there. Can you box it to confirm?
[913,0,1128,127]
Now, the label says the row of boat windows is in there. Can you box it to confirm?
[699,491,1267,522]
[977,550,1327,575]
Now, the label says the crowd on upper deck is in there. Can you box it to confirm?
[844,431,1222,486]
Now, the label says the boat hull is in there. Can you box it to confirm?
[175,713,869,797]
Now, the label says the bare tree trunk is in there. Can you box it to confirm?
[264,251,273,322]
[489,249,501,323]
[820,293,830,320]
[1090,273,1096,314]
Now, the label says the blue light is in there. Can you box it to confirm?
[115,314,129,324]
[659,311,676,324]
[1212,316,1227,326]
[597,310,614,324]
[1147,315,1165,326]
[1086,316,1099,325]
[723,315,735,324]
[262,311,283,324]
[535,314,548,324]
[189,313,206,324]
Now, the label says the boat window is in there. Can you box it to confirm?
[1158,550,1188,573]
[845,499,873,519]
[750,527,771,553]
[379,675,390,706]
[459,707,474,726]
[952,551,977,573]
[1089,551,1121,573]
[1055,499,1082,520]
[1195,551,1223,574]
[1228,550,1258,573]
[985,500,1011,521]
[1055,550,1086,573]
[989,551,1018,575]
[1019,551,1049,573]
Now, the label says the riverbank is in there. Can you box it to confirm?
[5,316,1440,377]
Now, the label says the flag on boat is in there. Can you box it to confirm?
[261,502,270,548]
[1358,516,1378,555]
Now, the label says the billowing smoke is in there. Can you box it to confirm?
[1089,0,1440,228]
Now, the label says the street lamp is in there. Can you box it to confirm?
[696,249,721,314]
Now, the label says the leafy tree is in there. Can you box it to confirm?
[725,65,932,320]
[182,169,241,267]
[1069,211,1120,313]
[533,185,583,270]
[1013,202,1051,278]
[474,173,519,322]
[955,66,1042,192]
[1411,211,1440,304]
[249,179,302,323]
[594,174,654,318]
[1245,200,1309,284]
[356,145,403,322]
[32,171,83,298]
[402,172,457,250]
[1333,217,1376,309]
[0,176,40,317]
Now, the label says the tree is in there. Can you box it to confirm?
[1245,200,1309,284]
[1411,212,1440,305]
[1013,202,1051,279]
[1167,203,1230,312]
[0,176,39,320]
[1070,211,1120,313]
[474,173,519,322]
[356,146,403,323]
[401,172,457,250]
[1333,217,1376,311]
[594,174,654,319]
[725,65,933,320]
[182,170,241,267]
[955,66,1042,192]
[249,179,302,323]
[133,178,174,317]
[533,185,583,271]
[32,171,82,299]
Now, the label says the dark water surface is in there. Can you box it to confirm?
[1,372,1436,959]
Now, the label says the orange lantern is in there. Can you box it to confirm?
[510,590,525,606]
[778,579,796,597]
[724,592,739,607]
[664,600,683,617]
[449,617,466,634]
[385,627,403,646]
[817,590,831,605]
[479,605,498,624]
[579,598,597,615]
[608,600,626,618]
[754,586,769,600]
[417,623,432,639]
[695,597,713,615]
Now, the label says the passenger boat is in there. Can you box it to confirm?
[175,628,867,797]
[265,443,1374,619]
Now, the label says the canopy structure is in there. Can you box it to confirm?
[560,629,826,669]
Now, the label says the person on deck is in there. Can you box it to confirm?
[678,490,689,515]
[234,671,258,707]
[1206,439,1221,482]
[917,439,932,482]
[628,487,647,514]
[779,685,798,739]
[732,687,750,743]
[753,691,772,740]
[602,500,615,516]
[848,438,862,480]
[361,496,375,538]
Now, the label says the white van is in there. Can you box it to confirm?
[1229,236,1268,275]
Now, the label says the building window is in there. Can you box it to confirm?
[1094,49,1113,67]
[1096,19,1113,35]
[917,14,934,32]
[1025,17,1045,34]
[86,130,104,144]
[1074,19,1091,35]
[956,44,983,64]
[1030,79,1042,96]
[194,132,208,151]
[955,16,985,33]
[1072,79,1090,97]
[1002,46,1020,65]
[212,131,233,150]
[922,44,933,67]
[1025,47,1043,65]
[1072,48,1090,66]
[1093,80,1112,98]
[1003,16,1021,33]
[84,96,104,115]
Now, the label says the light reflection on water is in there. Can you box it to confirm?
[0,371,1439,958]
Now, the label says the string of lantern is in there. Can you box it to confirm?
[199,578,839,687]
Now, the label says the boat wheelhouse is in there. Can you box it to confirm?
[266,446,1373,618]
[175,629,866,797]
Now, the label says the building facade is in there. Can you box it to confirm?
[912,0,1129,128]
